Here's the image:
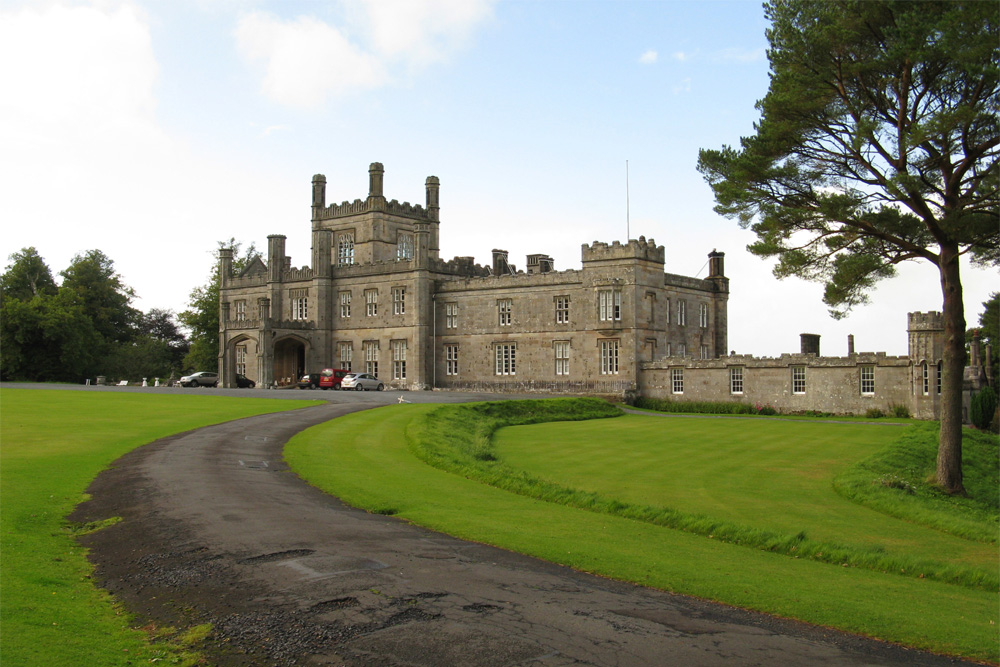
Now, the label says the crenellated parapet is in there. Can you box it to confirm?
[314,197,432,221]
[429,256,492,277]
[283,266,314,282]
[581,237,665,264]
[907,311,944,332]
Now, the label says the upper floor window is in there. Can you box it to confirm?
[665,298,671,324]
[678,343,687,357]
[922,362,929,395]
[677,300,687,326]
[339,291,351,318]
[600,339,619,375]
[554,341,570,376]
[397,233,414,260]
[498,298,512,326]
[860,365,875,395]
[792,366,806,394]
[555,296,570,324]
[392,287,405,315]
[234,300,247,321]
[936,361,942,395]
[235,345,247,375]
[337,232,355,266]
[290,289,308,321]
[700,344,710,359]
[730,366,744,395]
[445,303,458,329]
[365,289,378,317]
[598,290,621,322]
[699,303,709,328]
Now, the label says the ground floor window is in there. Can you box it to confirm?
[936,361,942,395]
[445,345,459,376]
[495,343,516,376]
[730,366,743,395]
[364,340,379,377]
[922,362,929,395]
[792,366,806,394]
[554,341,570,376]
[392,339,407,380]
[236,345,247,375]
[860,365,875,395]
[339,342,352,371]
[671,368,684,394]
[600,339,619,375]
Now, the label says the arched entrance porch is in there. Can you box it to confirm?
[273,336,308,386]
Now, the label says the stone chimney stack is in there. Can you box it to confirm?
[847,334,855,355]
[312,174,326,210]
[708,249,726,278]
[800,333,820,356]
[267,235,286,283]
[368,162,385,200]
[425,175,440,221]
[218,247,234,287]
[492,249,510,276]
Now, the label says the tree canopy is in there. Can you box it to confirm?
[697,0,998,493]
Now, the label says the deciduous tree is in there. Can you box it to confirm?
[697,0,998,493]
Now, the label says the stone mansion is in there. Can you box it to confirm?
[217,163,730,393]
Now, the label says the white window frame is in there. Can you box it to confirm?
[678,343,687,357]
[700,345,709,360]
[337,232,355,266]
[922,362,929,395]
[498,298,512,326]
[792,366,806,394]
[396,232,414,261]
[339,291,351,318]
[391,339,407,380]
[445,344,459,376]
[598,290,621,322]
[291,296,308,321]
[339,342,352,371]
[671,368,684,394]
[554,341,570,376]
[677,300,687,326]
[235,345,247,375]
[699,303,709,328]
[446,303,458,329]
[365,289,378,317]
[860,365,875,396]
[364,340,379,376]
[392,287,405,315]
[555,296,570,324]
[665,298,671,324]
[234,300,247,321]
[600,339,619,375]
[730,366,743,395]
[495,343,516,376]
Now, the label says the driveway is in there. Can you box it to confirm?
[53,389,971,665]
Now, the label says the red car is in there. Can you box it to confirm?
[319,368,350,390]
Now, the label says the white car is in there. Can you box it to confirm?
[179,371,218,387]
[340,373,384,391]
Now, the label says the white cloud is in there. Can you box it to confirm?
[233,1,495,109]
[234,11,387,109]
[672,50,690,62]
[672,77,692,94]
[639,49,658,65]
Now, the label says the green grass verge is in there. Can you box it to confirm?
[0,388,320,667]
[285,400,1000,661]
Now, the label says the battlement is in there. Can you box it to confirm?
[581,237,665,265]
[908,311,944,331]
[315,198,431,221]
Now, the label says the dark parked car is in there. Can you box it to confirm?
[179,371,218,387]
[319,368,350,390]
[297,373,322,389]
[235,374,255,388]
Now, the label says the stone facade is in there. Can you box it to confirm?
[218,163,729,391]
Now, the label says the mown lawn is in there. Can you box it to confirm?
[0,388,320,667]
[285,401,1000,662]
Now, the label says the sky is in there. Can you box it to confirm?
[1,0,995,357]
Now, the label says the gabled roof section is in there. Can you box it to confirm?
[239,256,267,278]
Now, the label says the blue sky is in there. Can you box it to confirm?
[1,0,994,356]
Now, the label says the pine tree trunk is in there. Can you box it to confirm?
[936,244,966,494]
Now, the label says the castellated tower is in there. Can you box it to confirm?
[908,312,945,364]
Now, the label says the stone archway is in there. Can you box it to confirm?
[273,336,307,386]
[224,334,259,388]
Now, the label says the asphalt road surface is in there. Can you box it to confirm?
[16,384,972,665]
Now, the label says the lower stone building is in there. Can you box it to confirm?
[217,163,730,392]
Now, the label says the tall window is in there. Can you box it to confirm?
[922,362,929,395]
[339,342,352,371]
[936,361,942,395]
[600,339,619,375]
[665,298,671,324]
[792,366,806,394]
[554,341,570,376]
[290,290,308,320]
[860,365,875,395]
[365,289,378,316]
[391,340,407,380]
[339,291,351,318]
[337,232,355,265]
[678,343,687,357]
[495,343,516,375]
[671,368,684,394]
[396,233,414,260]
[598,290,621,321]
[555,296,570,324]
[364,340,379,376]
[446,303,458,329]
[235,345,247,375]
[498,298,512,326]
[234,300,247,321]
[730,366,743,395]
[677,300,687,326]
[392,287,405,315]
[445,345,459,376]
[699,303,709,328]
[700,344,710,359]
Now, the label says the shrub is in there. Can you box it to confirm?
[890,404,911,419]
[634,397,767,415]
[866,408,885,419]
[969,386,997,431]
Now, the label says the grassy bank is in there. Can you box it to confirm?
[0,388,320,667]
[286,399,999,661]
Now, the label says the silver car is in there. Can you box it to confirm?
[179,371,218,387]
[340,373,384,391]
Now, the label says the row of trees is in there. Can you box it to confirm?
[1,242,261,384]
